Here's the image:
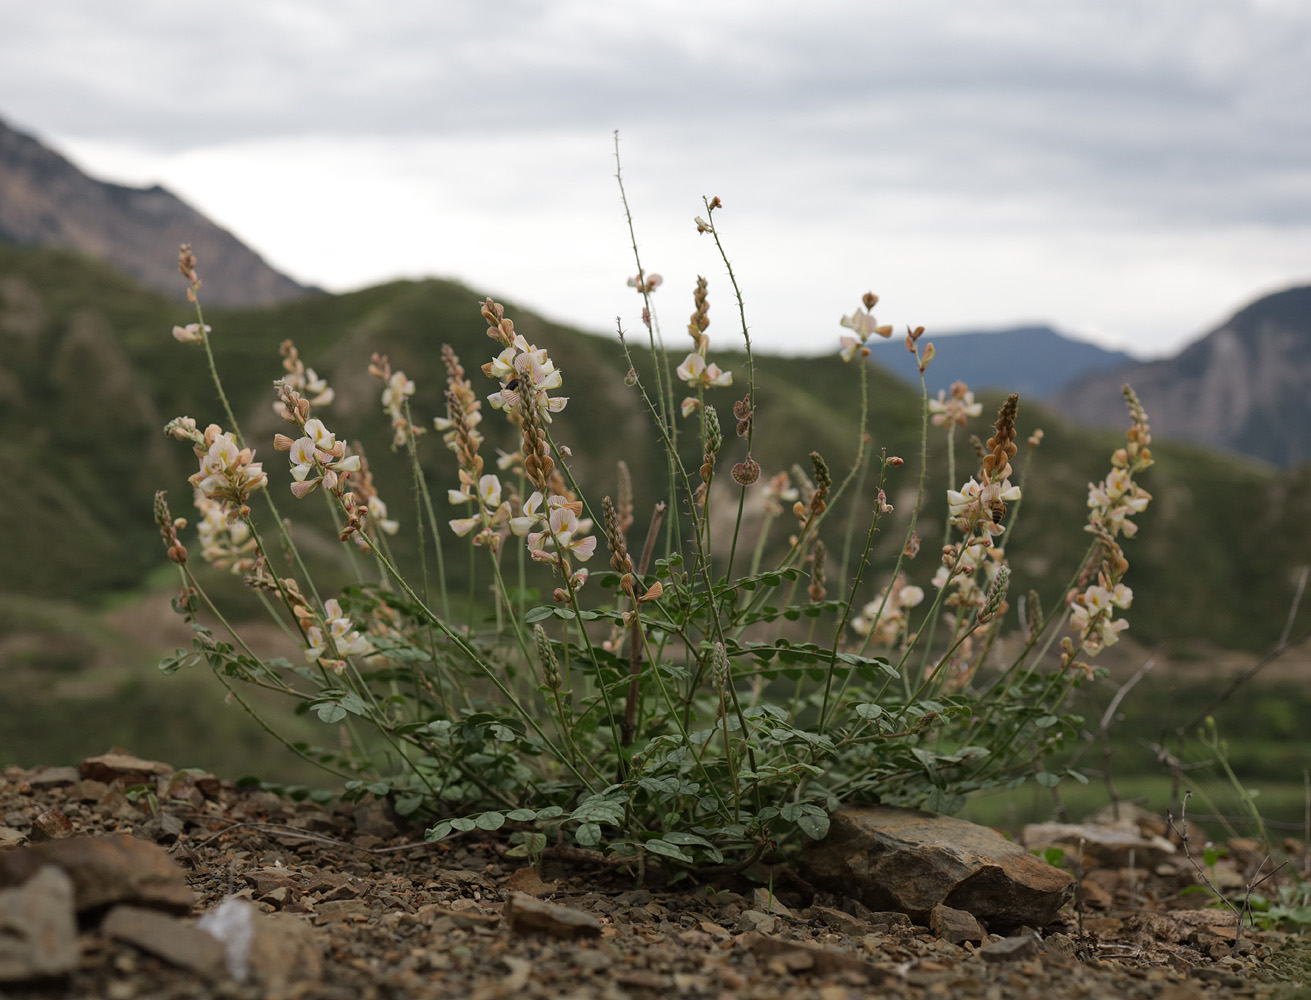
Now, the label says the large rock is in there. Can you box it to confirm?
[1022,819,1176,869]
[0,833,194,914]
[0,865,79,982]
[799,806,1072,931]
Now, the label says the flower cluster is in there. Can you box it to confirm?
[168,419,268,519]
[276,415,361,499]
[193,490,260,571]
[676,276,732,414]
[448,473,511,550]
[300,598,371,674]
[480,299,568,423]
[839,292,893,361]
[929,381,983,428]
[369,353,424,449]
[932,540,1007,615]
[512,491,596,602]
[274,340,334,421]
[1062,386,1154,675]
[342,451,399,545]
[851,575,925,646]
[946,394,1022,538]
[626,272,663,294]
[761,471,800,517]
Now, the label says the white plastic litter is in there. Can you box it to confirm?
[196,896,256,982]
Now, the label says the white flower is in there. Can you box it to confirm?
[676,353,732,389]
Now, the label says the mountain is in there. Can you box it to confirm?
[867,325,1136,399]
[0,117,312,307]
[1052,285,1311,467]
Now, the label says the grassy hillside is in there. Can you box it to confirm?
[3,243,1310,797]
[3,243,1309,645]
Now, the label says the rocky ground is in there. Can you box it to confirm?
[1,753,1309,1000]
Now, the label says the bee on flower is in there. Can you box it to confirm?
[947,478,1023,537]
[485,347,568,419]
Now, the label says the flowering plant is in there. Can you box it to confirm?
[154,178,1152,871]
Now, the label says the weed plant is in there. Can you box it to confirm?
[153,176,1154,872]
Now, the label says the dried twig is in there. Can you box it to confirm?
[1166,792,1286,955]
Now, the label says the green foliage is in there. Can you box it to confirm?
[1249,881,1311,930]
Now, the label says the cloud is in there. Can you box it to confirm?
[3,0,1310,357]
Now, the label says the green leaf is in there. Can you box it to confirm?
[797,811,830,840]
[315,703,346,724]
[475,811,506,831]
[643,839,694,862]
[1035,771,1062,788]
[394,795,425,817]
[506,808,538,822]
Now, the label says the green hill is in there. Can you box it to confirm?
[3,243,1311,781]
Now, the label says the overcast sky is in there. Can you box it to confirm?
[3,0,1309,359]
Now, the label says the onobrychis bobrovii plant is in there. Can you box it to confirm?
[154,179,1154,872]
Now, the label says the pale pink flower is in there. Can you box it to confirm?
[929,384,983,427]
[676,352,732,389]
[839,308,892,340]
[172,323,210,344]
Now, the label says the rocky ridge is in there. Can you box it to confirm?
[0,117,311,308]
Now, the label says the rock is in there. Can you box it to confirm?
[102,905,227,978]
[0,865,79,982]
[1023,820,1176,869]
[0,827,25,848]
[737,909,776,934]
[30,807,74,841]
[504,866,556,896]
[807,904,869,936]
[248,911,324,988]
[751,887,792,918]
[0,833,194,914]
[351,795,399,839]
[798,806,1073,930]
[25,766,80,788]
[504,891,603,939]
[929,903,986,945]
[198,896,323,987]
[978,931,1045,962]
[741,932,887,982]
[78,751,174,787]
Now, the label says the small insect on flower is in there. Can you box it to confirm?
[496,377,523,410]
[989,499,1008,525]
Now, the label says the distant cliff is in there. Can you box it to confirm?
[1052,285,1311,467]
[0,117,312,307]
